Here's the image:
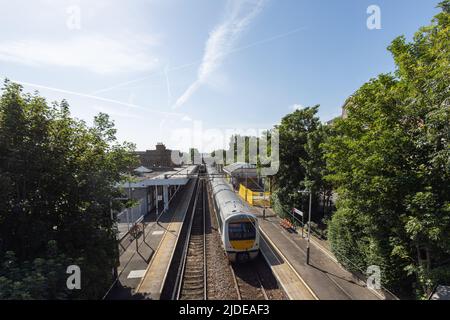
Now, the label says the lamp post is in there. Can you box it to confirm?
[306,190,312,265]
[298,187,312,265]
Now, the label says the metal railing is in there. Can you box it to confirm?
[116,198,148,240]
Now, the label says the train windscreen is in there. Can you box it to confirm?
[228,221,256,241]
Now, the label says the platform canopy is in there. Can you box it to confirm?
[134,166,153,174]
[223,162,258,178]
[122,165,198,188]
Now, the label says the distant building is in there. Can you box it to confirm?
[135,143,178,169]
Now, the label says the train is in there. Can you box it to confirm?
[206,165,260,263]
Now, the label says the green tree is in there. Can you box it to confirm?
[272,106,326,220]
[302,123,335,220]
[0,81,138,299]
[324,1,449,298]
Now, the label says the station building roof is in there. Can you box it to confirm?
[123,165,198,188]
[134,166,153,174]
[223,162,257,177]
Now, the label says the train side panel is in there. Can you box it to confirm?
[207,165,259,262]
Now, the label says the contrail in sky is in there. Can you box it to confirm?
[173,0,267,109]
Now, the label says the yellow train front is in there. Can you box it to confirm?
[207,166,259,263]
[223,213,259,262]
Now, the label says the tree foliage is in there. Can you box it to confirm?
[272,106,333,222]
[324,1,450,298]
[0,81,138,299]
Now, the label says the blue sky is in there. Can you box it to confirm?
[0,0,441,152]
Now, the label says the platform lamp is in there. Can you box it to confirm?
[298,183,312,265]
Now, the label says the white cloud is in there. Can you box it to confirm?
[174,0,266,108]
[0,33,160,74]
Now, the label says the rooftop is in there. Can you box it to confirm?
[223,162,257,175]
[134,166,153,174]
[122,165,198,188]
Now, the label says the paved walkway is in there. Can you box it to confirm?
[260,235,317,300]
[136,178,197,299]
[105,180,196,300]
[253,207,384,300]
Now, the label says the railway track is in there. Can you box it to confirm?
[176,179,207,300]
[170,174,286,301]
[230,257,269,300]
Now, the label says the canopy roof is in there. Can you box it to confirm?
[134,166,153,174]
[122,166,198,188]
[223,162,257,176]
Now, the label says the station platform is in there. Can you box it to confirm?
[136,178,197,299]
[253,208,384,300]
[260,235,317,300]
[105,178,197,300]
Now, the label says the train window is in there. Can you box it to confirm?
[228,222,256,241]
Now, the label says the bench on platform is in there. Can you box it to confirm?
[280,219,295,231]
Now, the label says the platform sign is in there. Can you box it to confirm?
[293,208,305,238]
[292,208,303,217]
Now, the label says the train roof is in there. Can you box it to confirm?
[208,166,256,220]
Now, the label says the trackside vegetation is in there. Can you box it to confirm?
[324,1,449,298]
[0,81,138,299]
[270,1,449,299]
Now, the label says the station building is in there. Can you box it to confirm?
[135,143,180,169]
[117,165,198,239]
[223,162,259,190]
[221,162,271,207]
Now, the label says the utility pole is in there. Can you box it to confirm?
[301,210,305,238]
[109,199,118,280]
[262,176,265,219]
[298,186,313,265]
[128,181,132,232]
[306,190,312,265]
